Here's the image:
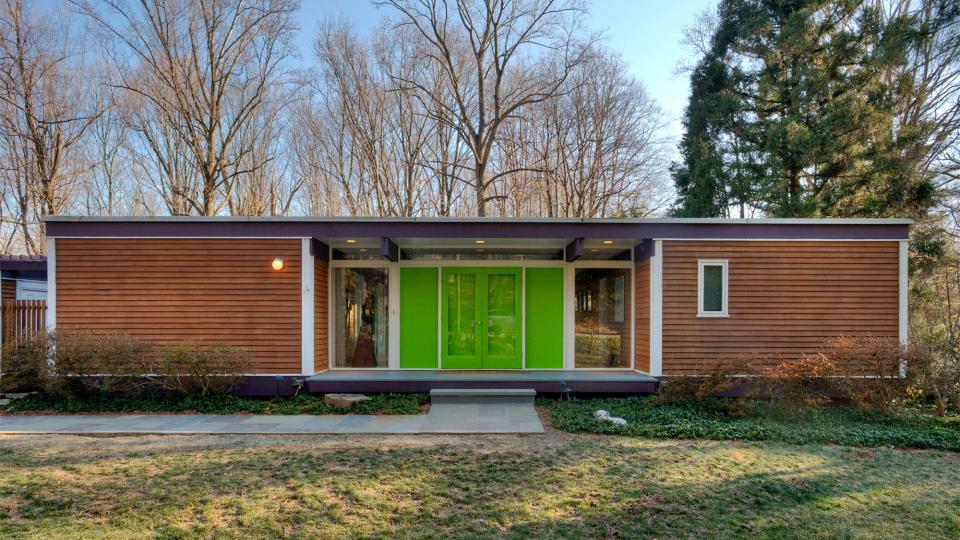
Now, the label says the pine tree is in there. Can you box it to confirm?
[673,0,934,218]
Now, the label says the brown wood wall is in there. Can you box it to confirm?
[635,258,650,373]
[55,238,303,374]
[1,279,15,301]
[315,259,329,372]
[661,240,900,375]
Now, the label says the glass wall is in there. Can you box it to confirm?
[574,267,631,368]
[334,267,389,368]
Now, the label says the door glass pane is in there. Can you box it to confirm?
[486,273,517,356]
[702,265,724,312]
[334,267,389,368]
[446,273,477,356]
[575,268,631,368]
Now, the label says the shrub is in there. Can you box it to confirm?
[655,359,745,402]
[754,352,839,406]
[48,330,153,397]
[152,341,255,396]
[821,336,909,410]
[902,336,959,416]
[0,334,50,392]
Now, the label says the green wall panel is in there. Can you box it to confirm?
[524,267,564,369]
[400,267,439,368]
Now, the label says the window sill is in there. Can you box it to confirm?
[697,312,729,318]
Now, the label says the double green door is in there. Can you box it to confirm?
[442,267,522,369]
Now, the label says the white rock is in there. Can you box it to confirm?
[594,409,627,426]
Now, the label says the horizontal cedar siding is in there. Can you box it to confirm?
[55,239,302,374]
[315,259,328,372]
[1,279,15,300]
[662,241,899,375]
[635,258,650,373]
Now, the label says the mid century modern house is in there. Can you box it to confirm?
[42,217,910,395]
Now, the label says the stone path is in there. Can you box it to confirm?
[0,400,544,435]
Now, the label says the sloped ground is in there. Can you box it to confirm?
[0,429,958,539]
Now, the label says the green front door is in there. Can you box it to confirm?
[441,267,522,369]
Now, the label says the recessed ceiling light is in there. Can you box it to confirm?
[475,240,486,244]
[346,239,357,244]
[602,240,614,245]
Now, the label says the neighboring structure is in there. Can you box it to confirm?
[1,255,48,302]
[1,255,48,347]
[41,217,910,393]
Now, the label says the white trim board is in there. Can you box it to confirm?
[300,239,315,376]
[46,238,56,333]
[649,240,663,376]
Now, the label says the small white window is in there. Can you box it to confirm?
[697,260,728,317]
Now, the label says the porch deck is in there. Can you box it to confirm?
[305,370,659,394]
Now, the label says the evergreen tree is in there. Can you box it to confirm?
[673,0,934,218]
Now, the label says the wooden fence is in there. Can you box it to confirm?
[2,299,47,344]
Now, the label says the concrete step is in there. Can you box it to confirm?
[430,388,536,405]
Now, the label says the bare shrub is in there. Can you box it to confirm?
[655,359,747,402]
[47,330,153,397]
[153,341,255,397]
[821,336,908,409]
[754,353,839,406]
[0,334,50,392]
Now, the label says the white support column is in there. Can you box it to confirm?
[649,240,663,376]
[301,238,314,376]
[388,262,400,369]
[563,263,575,370]
[898,240,909,377]
[46,237,56,334]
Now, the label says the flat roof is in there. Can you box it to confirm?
[45,216,913,225]
[43,216,911,241]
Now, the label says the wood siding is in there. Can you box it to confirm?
[1,279,15,301]
[661,241,900,375]
[315,258,329,372]
[55,238,302,374]
[635,258,650,373]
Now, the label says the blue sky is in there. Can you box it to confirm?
[293,1,713,140]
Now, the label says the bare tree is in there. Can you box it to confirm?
[497,50,671,217]
[379,0,592,216]
[226,85,301,216]
[0,0,100,254]
[300,19,436,217]
[77,0,298,216]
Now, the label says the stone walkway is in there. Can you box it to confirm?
[0,401,544,435]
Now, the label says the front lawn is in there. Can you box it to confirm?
[4,392,428,415]
[540,396,960,451]
[0,433,958,538]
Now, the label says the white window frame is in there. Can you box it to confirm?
[697,260,728,318]
[328,259,399,370]
[566,260,635,371]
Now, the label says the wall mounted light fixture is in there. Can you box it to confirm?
[272,257,284,271]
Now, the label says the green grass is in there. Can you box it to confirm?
[4,392,427,415]
[0,433,958,538]
[540,396,960,451]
